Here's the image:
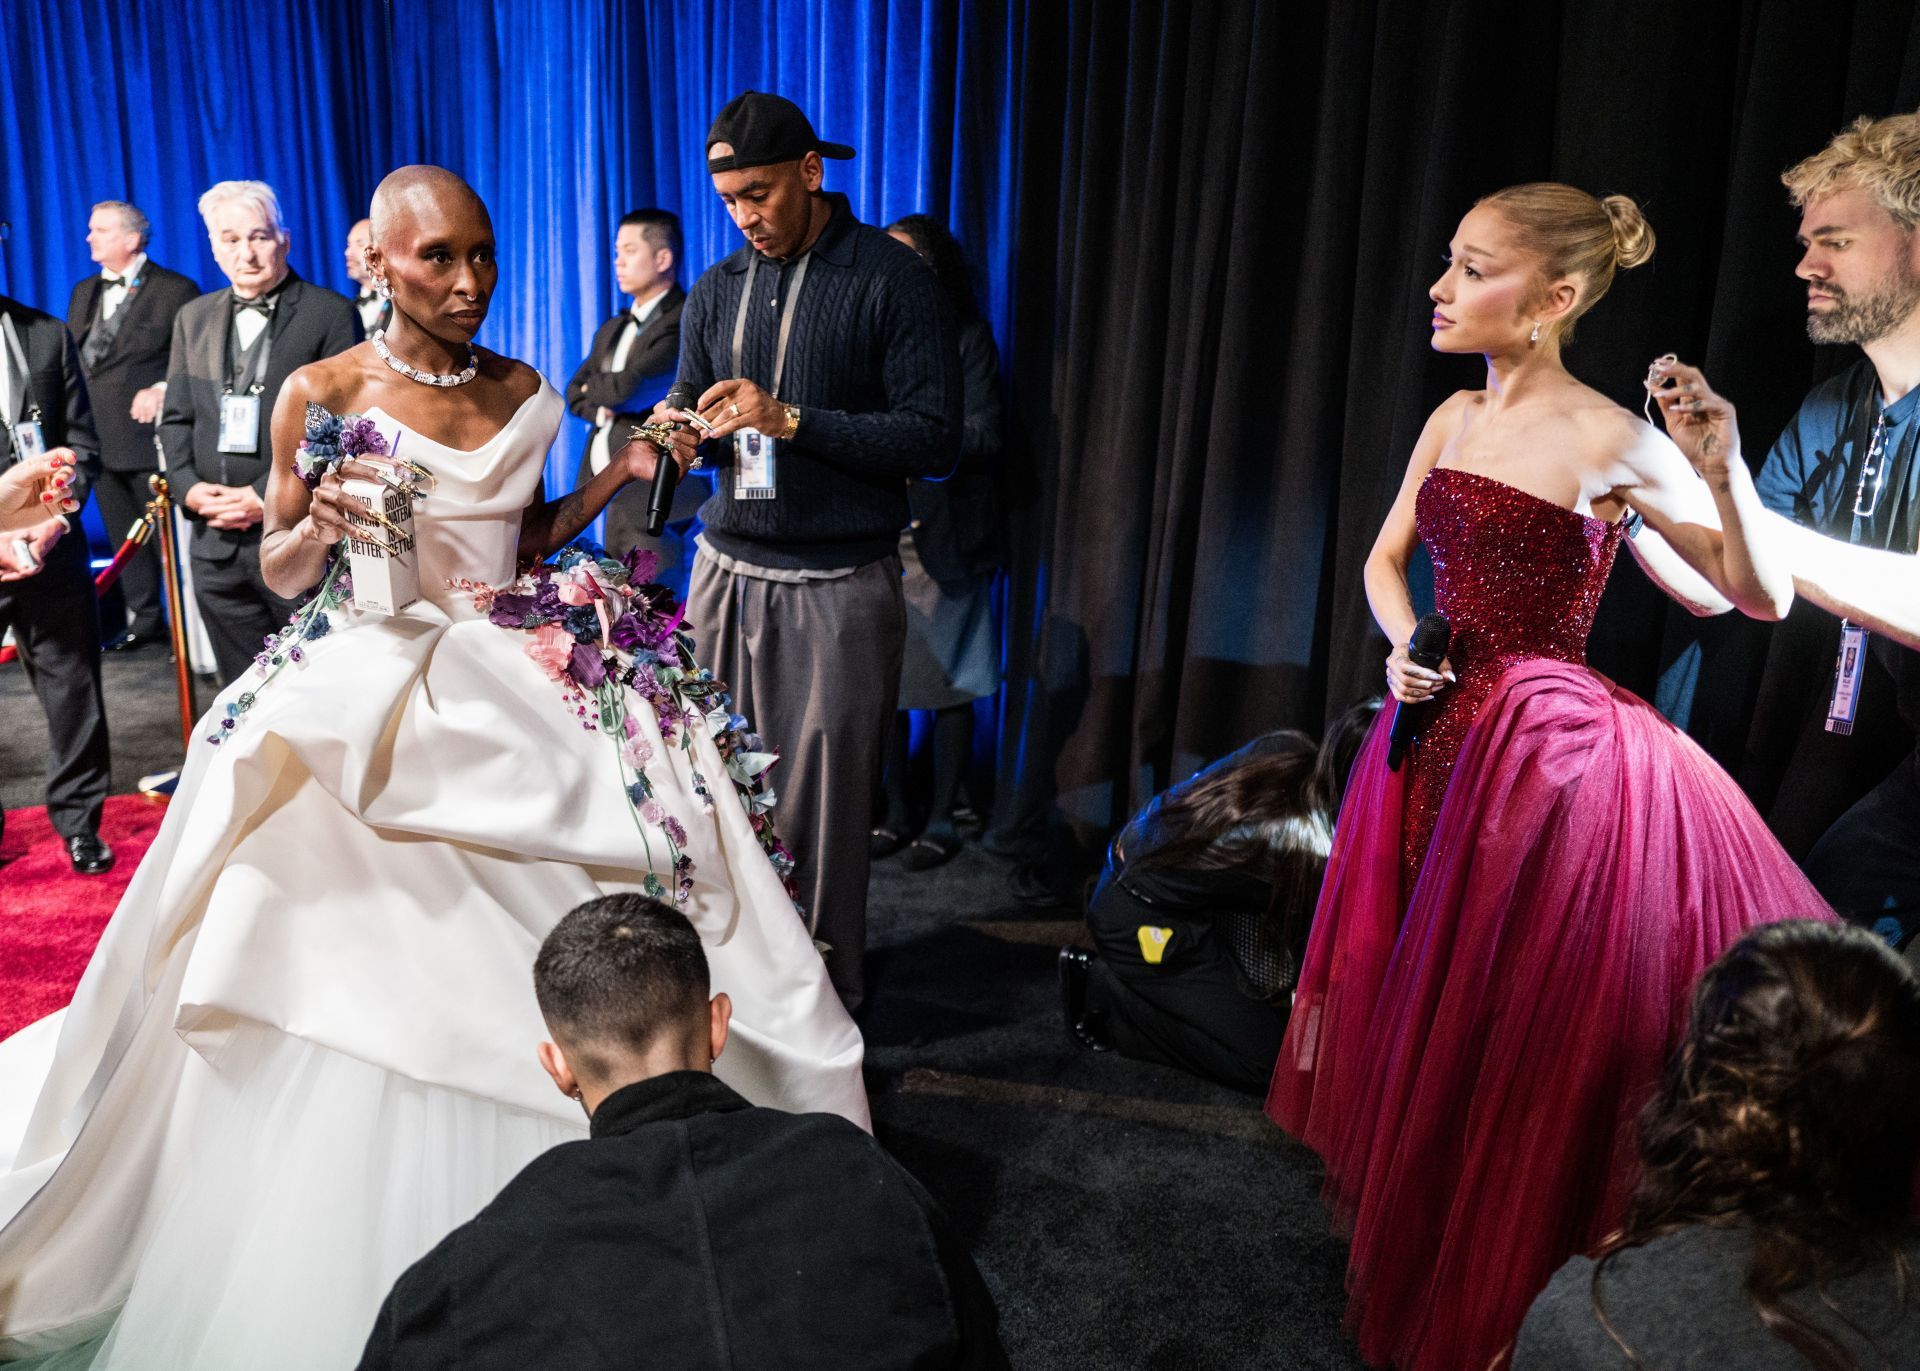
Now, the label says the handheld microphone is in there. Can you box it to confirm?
[645,382,700,537]
[1385,612,1452,772]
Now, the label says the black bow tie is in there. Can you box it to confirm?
[101,274,125,289]
[233,295,274,316]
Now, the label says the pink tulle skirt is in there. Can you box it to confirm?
[1268,659,1833,1371]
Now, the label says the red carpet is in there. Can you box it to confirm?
[1,795,165,1039]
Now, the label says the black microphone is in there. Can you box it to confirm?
[645,382,700,537]
[1385,612,1452,772]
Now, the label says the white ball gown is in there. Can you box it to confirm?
[0,380,867,1368]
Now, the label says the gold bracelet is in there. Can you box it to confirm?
[781,403,801,441]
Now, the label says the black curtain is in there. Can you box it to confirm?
[989,0,1920,861]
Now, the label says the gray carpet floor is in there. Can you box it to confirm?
[0,647,1365,1369]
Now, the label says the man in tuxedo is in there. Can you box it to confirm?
[66,200,199,650]
[565,209,688,565]
[160,180,359,684]
[344,217,390,337]
[0,292,114,873]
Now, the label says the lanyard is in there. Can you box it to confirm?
[730,253,812,401]
[227,298,277,395]
[0,315,42,425]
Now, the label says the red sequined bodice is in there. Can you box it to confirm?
[1401,467,1627,888]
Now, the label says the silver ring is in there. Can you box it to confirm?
[689,456,705,471]
[728,401,741,418]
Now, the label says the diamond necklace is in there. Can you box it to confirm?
[372,328,478,388]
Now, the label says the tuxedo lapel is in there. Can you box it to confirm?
[76,278,104,337]
[199,289,234,386]
[593,313,627,369]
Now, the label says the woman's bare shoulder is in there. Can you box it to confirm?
[477,350,544,406]
[282,346,378,413]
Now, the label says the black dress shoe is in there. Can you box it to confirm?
[1057,947,1113,1052]
[105,630,162,653]
[903,830,960,872]
[66,832,115,875]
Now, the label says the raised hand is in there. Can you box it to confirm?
[0,449,78,530]
[1645,355,1742,478]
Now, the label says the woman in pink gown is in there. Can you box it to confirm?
[1266,184,1835,1371]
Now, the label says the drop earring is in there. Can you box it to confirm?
[1529,321,1541,346]
[374,276,393,301]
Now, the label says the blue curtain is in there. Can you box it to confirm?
[2,0,1021,502]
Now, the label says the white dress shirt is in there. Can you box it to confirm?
[587,289,669,476]
[233,294,272,352]
[99,253,148,323]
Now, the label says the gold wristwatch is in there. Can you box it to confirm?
[779,403,802,440]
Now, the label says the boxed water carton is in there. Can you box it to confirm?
[341,473,419,615]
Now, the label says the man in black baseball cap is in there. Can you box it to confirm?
[641,90,961,1009]
[697,91,854,264]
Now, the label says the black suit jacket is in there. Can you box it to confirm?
[66,262,200,472]
[158,271,359,562]
[0,295,100,577]
[565,285,685,442]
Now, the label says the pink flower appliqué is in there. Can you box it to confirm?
[525,623,574,680]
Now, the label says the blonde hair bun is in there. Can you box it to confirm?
[1601,194,1656,271]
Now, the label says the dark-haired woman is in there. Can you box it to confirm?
[1267,184,1834,1371]
[1515,919,1920,1368]
[873,215,1003,869]
[1063,704,1377,1091]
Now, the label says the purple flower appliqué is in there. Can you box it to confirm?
[487,592,539,628]
[609,612,647,652]
[339,417,390,458]
[622,545,660,586]
[567,643,608,688]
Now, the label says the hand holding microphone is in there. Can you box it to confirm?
[618,382,709,536]
[1386,613,1453,772]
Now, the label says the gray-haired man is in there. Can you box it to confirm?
[159,180,359,683]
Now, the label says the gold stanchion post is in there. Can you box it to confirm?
[147,472,198,753]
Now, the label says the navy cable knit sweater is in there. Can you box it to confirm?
[675,193,961,570]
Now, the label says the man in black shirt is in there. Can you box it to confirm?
[1741,113,1920,947]
[664,92,961,1008]
[356,894,1007,1371]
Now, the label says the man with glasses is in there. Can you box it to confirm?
[160,180,358,683]
[1748,112,1920,947]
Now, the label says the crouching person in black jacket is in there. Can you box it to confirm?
[356,893,1008,1371]
[1059,702,1378,1093]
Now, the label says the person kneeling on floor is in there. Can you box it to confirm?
[1058,703,1377,1093]
[356,893,1009,1371]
